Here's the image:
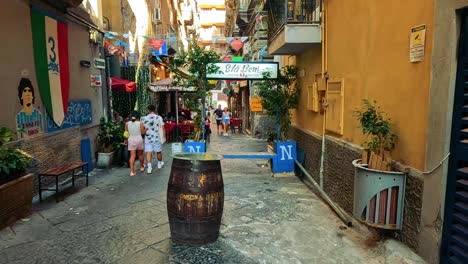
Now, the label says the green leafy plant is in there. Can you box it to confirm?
[0,127,32,185]
[355,99,397,156]
[257,65,299,141]
[169,41,220,139]
[96,118,125,153]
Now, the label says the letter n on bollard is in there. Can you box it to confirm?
[184,142,206,153]
[272,141,296,174]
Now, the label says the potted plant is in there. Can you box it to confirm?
[96,118,124,167]
[258,65,299,174]
[352,99,406,230]
[0,127,33,229]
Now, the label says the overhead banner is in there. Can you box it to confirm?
[31,7,70,126]
[148,84,196,92]
[206,62,279,80]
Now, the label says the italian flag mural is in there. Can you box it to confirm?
[31,8,70,126]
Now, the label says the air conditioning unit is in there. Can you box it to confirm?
[152,8,161,23]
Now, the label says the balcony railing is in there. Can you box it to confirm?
[268,0,321,41]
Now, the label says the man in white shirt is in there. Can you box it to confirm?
[142,104,164,174]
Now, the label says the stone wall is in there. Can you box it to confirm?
[289,127,321,183]
[323,139,360,214]
[289,126,358,213]
[289,126,424,250]
[401,174,424,250]
[252,114,276,139]
[6,127,88,197]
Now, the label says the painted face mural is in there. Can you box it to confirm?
[16,78,43,139]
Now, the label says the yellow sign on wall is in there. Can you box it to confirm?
[410,25,426,63]
[250,97,263,112]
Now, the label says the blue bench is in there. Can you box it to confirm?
[222,152,276,159]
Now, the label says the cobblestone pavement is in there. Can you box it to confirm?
[0,128,426,264]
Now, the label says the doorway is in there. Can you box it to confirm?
[440,10,468,263]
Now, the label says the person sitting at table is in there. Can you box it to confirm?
[183,108,192,120]
[167,112,175,122]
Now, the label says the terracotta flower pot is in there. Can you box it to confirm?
[0,173,34,230]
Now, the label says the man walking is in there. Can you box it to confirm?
[213,104,223,135]
[142,104,164,174]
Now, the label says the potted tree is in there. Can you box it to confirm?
[352,99,406,230]
[169,40,220,151]
[96,118,124,167]
[0,127,33,229]
[258,65,299,175]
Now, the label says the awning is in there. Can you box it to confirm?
[111,77,136,92]
[148,78,196,92]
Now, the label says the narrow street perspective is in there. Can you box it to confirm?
[1,0,468,263]
[0,133,424,263]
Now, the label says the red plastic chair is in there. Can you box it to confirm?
[164,123,175,143]
[178,124,192,142]
[230,119,242,133]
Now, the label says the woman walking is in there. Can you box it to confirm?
[125,111,146,176]
[222,107,230,136]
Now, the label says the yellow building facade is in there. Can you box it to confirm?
[291,1,433,169]
[267,0,468,262]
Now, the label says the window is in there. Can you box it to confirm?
[325,78,344,135]
[307,83,319,112]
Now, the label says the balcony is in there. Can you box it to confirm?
[267,0,321,55]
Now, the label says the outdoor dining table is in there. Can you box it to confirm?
[164,122,195,142]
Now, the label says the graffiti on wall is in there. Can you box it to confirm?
[46,99,93,133]
[16,78,43,139]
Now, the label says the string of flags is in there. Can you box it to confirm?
[104,30,251,46]
[103,30,252,58]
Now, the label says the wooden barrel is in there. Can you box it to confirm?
[167,153,224,245]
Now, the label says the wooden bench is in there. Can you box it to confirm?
[38,161,89,203]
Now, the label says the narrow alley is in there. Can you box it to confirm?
[0,132,424,264]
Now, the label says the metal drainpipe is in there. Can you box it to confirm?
[318,0,328,189]
[319,109,326,189]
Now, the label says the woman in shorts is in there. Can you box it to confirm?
[125,111,146,176]
[222,107,230,136]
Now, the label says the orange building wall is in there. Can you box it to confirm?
[291,1,434,170]
[290,49,324,134]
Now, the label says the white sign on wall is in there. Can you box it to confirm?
[90,75,102,87]
[206,62,279,80]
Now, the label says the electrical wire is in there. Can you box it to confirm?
[422,153,451,175]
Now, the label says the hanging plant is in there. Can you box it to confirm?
[136,64,151,113]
